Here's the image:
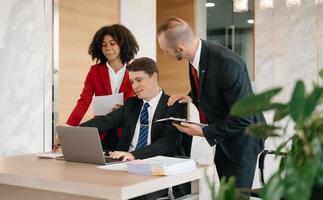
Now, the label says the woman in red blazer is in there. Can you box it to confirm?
[66,24,139,151]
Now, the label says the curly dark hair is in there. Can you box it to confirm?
[88,24,139,64]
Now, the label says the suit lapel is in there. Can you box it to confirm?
[151,92,167,141]
[119,70,130,93]
[99,64,113,94]
[199,40,209,96]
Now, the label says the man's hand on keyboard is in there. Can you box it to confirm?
[108,151,135,162]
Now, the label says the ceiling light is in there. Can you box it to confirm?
[286,0,301,7]
[247,19,254,24]
[233,0,248,12]
[259,0,274,9]
[205,2,215,7]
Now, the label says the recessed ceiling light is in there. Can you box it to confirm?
[205,2,215,7]
[247,19,254,24]
[286,0,301,7]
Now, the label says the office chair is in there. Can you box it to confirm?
[156,103,213,200]
[249,150,287,198]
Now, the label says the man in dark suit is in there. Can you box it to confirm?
[157,17,266,190]
[80,57,187,199]
[81,57,186,161]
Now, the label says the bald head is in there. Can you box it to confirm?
[157,17,196,47]
[157,17,199,61]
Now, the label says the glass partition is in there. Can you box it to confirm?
[206,0,254,80]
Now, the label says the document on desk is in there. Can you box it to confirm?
[127,156,197,176]
[36,152,63,159]
[97,162,128,171]
[93,93,123,116]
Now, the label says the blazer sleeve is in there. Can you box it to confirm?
[131,102,186,159]
[203,58,257,145]
[80,105,125,133]
[66,67,95,126]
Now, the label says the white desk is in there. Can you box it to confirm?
[0,154,213,200]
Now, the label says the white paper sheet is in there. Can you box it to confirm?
[93,93,123,116]
[127,156,196,176]
[97,162,128,171]
[35,152,63,159]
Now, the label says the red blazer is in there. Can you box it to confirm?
[66,63,134,126]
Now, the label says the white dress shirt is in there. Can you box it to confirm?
[128,90,163,151]
[106,62,126,94]
[190,39,202,77]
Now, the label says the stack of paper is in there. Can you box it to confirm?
[127,160,152,175]
[35,152,63,159]
[127,156,196,176]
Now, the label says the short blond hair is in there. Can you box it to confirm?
[157,17,195,46]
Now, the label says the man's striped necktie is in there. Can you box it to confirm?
[136,102,150,149]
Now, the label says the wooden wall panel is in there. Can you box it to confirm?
[59,0,119,124]
[156,0,195,95]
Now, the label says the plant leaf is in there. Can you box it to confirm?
[319,68,323,79]
[303,87,323,122]
[245,124,280,138]
[276,136,294,154]
[289,81,306,126]
[315,162,323,187]
[262,172,284,200]
[231,88,282,117]
[283,158,317,200]
[311,137,322,163]
[217,177,237,200]
[273,103,289,121]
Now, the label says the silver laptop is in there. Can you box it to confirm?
[56,126,121,165]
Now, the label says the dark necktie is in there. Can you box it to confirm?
[136,102,150,149]
[190,64,207,123]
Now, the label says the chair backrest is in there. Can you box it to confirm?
[186,103,219,200]
[258,150,287,186]
[249,150,287,198]
[187,102,215,165]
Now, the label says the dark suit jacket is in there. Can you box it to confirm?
[189,40,266,187]
[80,92,186,159]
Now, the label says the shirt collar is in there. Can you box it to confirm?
[143,89,163,108]
[190,39,202,71]
[106,62,126,73]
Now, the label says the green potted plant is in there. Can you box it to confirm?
[227,69,323,200]
[206,176,248,200]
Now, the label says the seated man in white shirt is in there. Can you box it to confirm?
[80,57,189,199]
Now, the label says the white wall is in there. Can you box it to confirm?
[0,0,52,156]
[120,0,156,60]
[253,0,323,188]
[195,0,207,40]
